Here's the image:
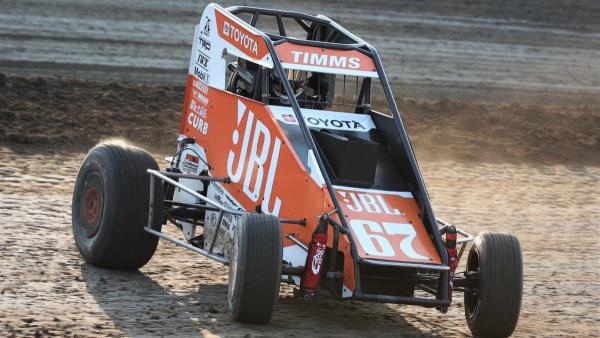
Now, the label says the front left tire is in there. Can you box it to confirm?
[72,143,162,269]
[228,214,282,324]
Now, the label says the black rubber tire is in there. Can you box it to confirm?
[228,214,282,324]
[71,143,163,269]
[465,232,523,337]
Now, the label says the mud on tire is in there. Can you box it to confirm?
[465,232,523,337]
[72,143,163,269]
[228,214,282,324]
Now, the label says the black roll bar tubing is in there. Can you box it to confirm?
[366,44,449,302]
[228,6,370,52]
[276,14,286,36]
[226,5,449,301]
[222,7,367,291]
[270,37,371,56]
[228,6,331,26]
[262,37,364,293]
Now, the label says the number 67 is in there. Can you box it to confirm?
[350,219,428,260]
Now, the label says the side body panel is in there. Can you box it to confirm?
[181,79,359,291]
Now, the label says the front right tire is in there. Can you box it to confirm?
[464,232,523,337]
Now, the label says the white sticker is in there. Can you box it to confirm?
[269,105,376,132]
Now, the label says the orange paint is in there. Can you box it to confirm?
[180,72,439,291]
[275,42,377,74]
[215,9,269,61]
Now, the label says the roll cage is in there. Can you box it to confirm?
[223,5,451,306]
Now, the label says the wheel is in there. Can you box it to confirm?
[71,143,163,269]
[228,214,282,324]
[464,232,523,337]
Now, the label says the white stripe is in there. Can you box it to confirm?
[268,105,376,132]
[333,185,413,198]
[280,62,378,78]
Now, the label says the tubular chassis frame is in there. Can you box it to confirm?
[143,5,474,310]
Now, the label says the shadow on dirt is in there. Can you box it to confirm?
[81,263,464,337]
[80,263,208,336]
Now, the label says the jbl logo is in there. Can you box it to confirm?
[227,100,282,216]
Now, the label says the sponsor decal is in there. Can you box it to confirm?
[202,16,211,36]
[282,114,297,123]
[187,88,209,135]
[189,99,199,113]
[198,106,207,118]
[185,153,199,164]
[275,42,377,76]
[192,88,209,106]
[208,183,242,231]
[227,99,282,216]
[182,153,200,173]
[291,51,360,69]
[199,37,211,51]
[222,20,258,56]
[338,190,401,215]
[311,243,326,274]
[270,106,376,132]
[193,67,210,85]
[214,10,268,60]
[188,110,209,135]
[213,186,224,205]
[188,100,207,118]
[192,78,209,95]
[196,52,209,69]
[306,116,366,130]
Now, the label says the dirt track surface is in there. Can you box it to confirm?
[1,148,599,337]
[1,0,600,337]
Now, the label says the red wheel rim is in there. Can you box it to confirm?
[83,186,100,224]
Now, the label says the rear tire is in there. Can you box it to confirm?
[464,232,523,337]
[228,214,282,324]
[71,143,162,269]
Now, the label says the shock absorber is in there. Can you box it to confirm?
[301,214,328,293]
[446,225,459,301]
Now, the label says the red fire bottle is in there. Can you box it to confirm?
[301,215,329,291]
[445,225,459,301]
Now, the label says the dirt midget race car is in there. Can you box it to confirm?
[71,4,523,337]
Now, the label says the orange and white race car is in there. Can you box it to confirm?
[72,4,523,337]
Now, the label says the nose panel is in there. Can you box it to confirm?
[334,185,442,264]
